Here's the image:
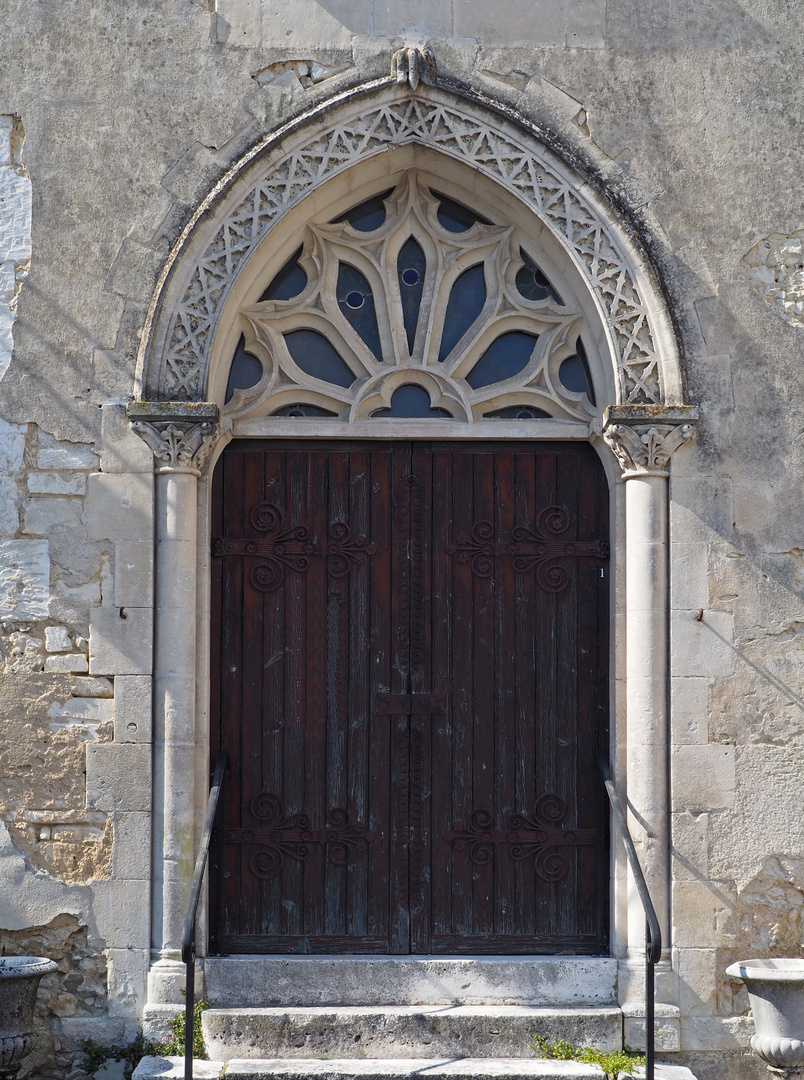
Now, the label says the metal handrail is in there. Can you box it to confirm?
[597,755,661,1080]
[181,752,228,1080]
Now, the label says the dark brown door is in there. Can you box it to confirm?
[210,441,609,955]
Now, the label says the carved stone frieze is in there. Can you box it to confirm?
[126,402,220,476]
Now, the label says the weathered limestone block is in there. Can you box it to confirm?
[28,472,86,496]
[675,947,718,1017]
[113,674,152,743]
[100,404,154,474]
[671,811,709,881]
[709,748,804,889]
[671,745,735,811]
[106,947,149,1018]
[92,878,151,951]
[23,496,83,535]
[670,609,734,678]
[89,607,153,676]
[0,474,19,535]
[44,652,89,673]
[669,542,708,610]
[622,1002,681,1052]
[48,695,113,731]
[0,117,31,384]
[672,879,737,949]
[45,625,72,652]
[85,473,154,541]
[114,541,154,608]
[0,416,26,474]
[110,812,151,878]
[86,743,151,813]
[670,677,708,744]
[0,538,49,619]
[680,1014,754,1051]
[36,435,98,472]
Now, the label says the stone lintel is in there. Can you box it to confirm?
[126,400,219,424]
[603,405,699,428]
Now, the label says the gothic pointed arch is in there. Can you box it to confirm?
[136,80,685,420]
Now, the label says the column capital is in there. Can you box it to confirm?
[603,406,698,479]
[127,402,220,476]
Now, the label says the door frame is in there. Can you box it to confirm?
[128,76,696,1016]
[208,438,612,957]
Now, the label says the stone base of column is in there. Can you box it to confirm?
[147,956,186,1005]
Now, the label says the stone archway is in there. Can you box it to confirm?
[128,74,696,1011]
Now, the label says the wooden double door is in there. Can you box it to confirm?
[210,440,609,955]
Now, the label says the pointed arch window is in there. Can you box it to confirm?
[223,173,599,424]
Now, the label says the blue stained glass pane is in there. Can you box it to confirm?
[397,238,426,353]
[465,331,539,389]
[271,404,337,417]
[438,265,486,362]
[484,405,552,419]
[283,330,356,388]
[559,338,596,405]
[515,249,563,304]
[225,335,263,403]
[337,263,383,361]
[432,191,492,233]
[260,247,307,301]
[333,189,393,232]
[372,384,453,418]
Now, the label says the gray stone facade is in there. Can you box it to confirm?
[1,3,803,1077]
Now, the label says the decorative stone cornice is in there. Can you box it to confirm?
[603,405,698,478]
[127,401,220,476]
[390,48,436,91]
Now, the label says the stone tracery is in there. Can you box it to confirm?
[153,89,670,408]
[224,173,596,423]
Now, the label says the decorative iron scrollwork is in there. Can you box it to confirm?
[445,793,596,882]
[225,792,375,880]
[212,503,376,591]
[447,505,608,592]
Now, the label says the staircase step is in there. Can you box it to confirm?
[203,957,617,1007]
[223,1060,607,1079]
[132,1059,702,1080]
[203,1005,622,1061]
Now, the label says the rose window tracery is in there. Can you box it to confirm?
[223,173,598,424]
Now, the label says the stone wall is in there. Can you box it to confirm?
[1,1,803,1075]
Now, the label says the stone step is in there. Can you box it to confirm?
[202,1005,622,1061]
[133,1057,609,1079]
[203,957,618,1007]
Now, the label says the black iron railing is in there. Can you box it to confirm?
[597,755,661,1080]
[181,752,228,1080]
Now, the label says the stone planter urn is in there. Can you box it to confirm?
[0,957,58,1078]
[727,959,804,1074]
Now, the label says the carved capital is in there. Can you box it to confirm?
[126,402,220,476]
[604,422,695,478]
[391,47,436,91]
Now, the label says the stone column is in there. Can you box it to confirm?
[603,406,697,980]
[128,401,220,1005]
